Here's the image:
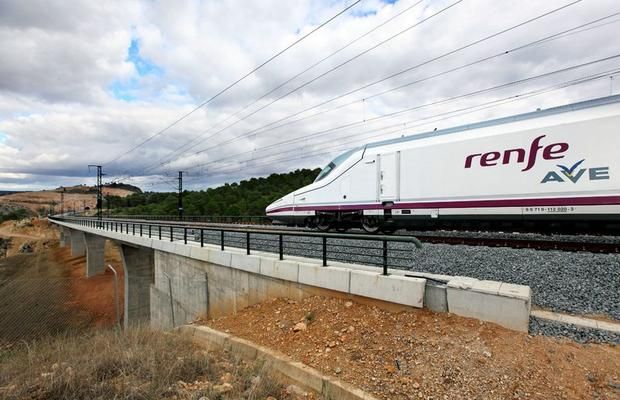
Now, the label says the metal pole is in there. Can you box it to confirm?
[246,231,250,255]
[220,230,224,250]
[184,227,187,244]
[322,237,327,267]
[106,264,121,329]
[279,234,284,260]
[200,229,204,247]
[382,239,388,276]
[170,226,173,242]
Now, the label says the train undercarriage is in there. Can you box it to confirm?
[291,210,620,235]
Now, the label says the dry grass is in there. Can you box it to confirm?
[0,327,299,400]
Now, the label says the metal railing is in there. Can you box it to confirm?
[50,216,423,275]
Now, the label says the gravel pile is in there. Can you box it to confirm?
[408,243,620,321]
[407,229,620,244]
[529,316,620,344]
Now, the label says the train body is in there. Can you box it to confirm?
[266,95,620,233]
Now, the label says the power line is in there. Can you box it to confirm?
[198,69,620,179]
[155,0,426,168]
[155,0,583,169]
[184,54,620,172]
[182,13,620,169]
[103,0,363,167]
[147,0,465,170]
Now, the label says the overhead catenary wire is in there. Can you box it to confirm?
[157,0,427,167]
[102,0,363,167]
[183,54,620,173]
[154,0,582,168]
[195,69,620,180]
[171,14,620,171]
[142,0,467,172]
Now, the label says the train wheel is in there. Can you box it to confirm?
[361,217,381,234]
[315,216,332,232]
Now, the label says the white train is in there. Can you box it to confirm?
[266,95,620,233]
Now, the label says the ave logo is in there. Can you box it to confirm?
[541,159,610,183]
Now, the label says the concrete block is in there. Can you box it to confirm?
[189,326,231,349]
[173,243,192,258]
[447,279,531,332]
[324,377,377,400]
[298,263,350,292]
[271,359,325,394]
[157,241,177,255]
[230,253,261,274]
[349,270,425,308]
[260,258,299,282]
[229,336,259,360]
[208,250,232,267]
[424,281,448,313]
[189,246,211,262]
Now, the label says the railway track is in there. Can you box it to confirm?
[90,216,620,254]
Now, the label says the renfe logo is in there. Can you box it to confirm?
[464,135,568,171]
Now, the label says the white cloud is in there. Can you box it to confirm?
[0,0,618,191]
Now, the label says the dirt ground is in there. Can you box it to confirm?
[0,218,124,333]
[206,297,620,400]
[0,186,136,213]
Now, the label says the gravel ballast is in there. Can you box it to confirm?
[529,316,620,344]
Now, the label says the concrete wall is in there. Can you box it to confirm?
[51,219,532,332]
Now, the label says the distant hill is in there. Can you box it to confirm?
[0,183,141,215]
[108,168,320,216]
[54,183,142,195]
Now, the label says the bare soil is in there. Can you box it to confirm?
[0,186,135,213]
[206,297,620,400]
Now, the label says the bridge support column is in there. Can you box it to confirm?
[59,227,69,248]
[83,233,106,277]
[120,244,154,328]
[69,229,85,257]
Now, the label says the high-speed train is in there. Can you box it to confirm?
[266,95,620,233]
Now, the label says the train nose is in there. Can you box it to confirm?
[266,194,293,214]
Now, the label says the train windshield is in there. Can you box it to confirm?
[314,148,359,182]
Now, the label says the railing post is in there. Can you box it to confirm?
[200,229,204,247]
[220,230,224,250]
[132,223,135,235]
[382,239,388,276]
[322,237,327,267]
[246,232,250,255]
[279,234,283,260]
[148,225,151,238]
[159,226,162,240]
[183,227,187,244]
[139,224,142,237]
[170,226,173,242]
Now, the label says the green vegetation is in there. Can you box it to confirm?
[107,168,320,216]
[0,206,31,222]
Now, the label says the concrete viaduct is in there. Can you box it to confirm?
[53,218,531,332]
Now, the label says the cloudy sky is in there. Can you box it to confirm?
[0,0,618,191]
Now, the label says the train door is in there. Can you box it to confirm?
[379,151,400,201]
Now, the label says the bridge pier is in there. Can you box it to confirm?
[120,244,154,328]
[83,233,106,277]
[69,229,85,257]
[59,227,69,248]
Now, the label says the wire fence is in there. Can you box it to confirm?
[0,273,121,345]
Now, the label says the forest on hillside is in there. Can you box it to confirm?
[106,168,320,216]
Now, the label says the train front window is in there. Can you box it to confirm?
[315,148,358,182]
